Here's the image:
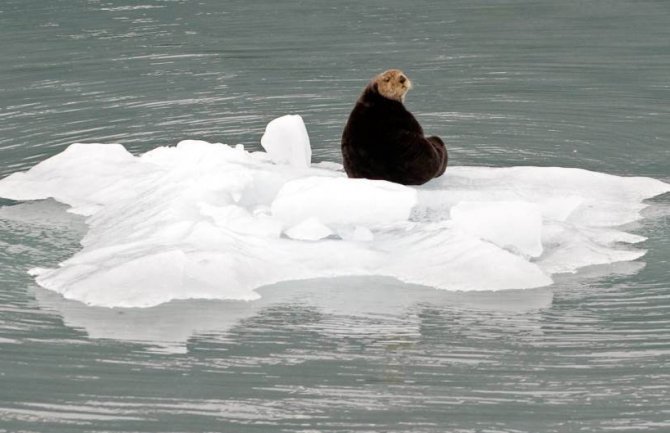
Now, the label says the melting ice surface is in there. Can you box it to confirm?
[0,115,668,308]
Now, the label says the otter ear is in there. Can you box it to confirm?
[371,82,379,92]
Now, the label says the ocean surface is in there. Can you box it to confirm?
[1,0,669,432]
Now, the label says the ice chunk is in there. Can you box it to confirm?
[271,177,417,227]
[0,143,150,215]
[415,166,669,227]
[284,217,334,241]
[338,226,375,242]
[199,203,282,238]
[451,201,544,258]
[260,114,311,168]
[537,223,647,274]
[378,223,552,291]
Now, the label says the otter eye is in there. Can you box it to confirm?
[399,76,406,84]
[384,77,391,82]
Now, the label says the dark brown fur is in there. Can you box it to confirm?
[341,71,447,185]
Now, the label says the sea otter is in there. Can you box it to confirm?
[341,69,448,185]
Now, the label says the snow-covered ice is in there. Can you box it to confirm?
[0,115,668,308]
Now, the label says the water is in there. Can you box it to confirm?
[1,0,669,431]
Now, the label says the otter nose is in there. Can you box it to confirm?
[399,76,406,84]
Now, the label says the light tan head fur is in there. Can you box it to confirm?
[373,69,412,102]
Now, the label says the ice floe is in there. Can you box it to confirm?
[0,115,667,308]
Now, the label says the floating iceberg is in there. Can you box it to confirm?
[0,115,667,308]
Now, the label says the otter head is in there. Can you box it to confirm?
[373,69,412,102]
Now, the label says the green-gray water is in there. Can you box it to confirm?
[1,0,669,432]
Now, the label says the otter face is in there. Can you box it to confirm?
[374,69,412,102]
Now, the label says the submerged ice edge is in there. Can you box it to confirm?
[0,134,668,308]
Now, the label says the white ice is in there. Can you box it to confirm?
[260,114,311,168]
[272,176,417,227]
[285,217,334,241]
[0,115,668,308]
[451,201,544,258]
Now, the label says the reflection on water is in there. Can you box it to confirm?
[32,279,555,353]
